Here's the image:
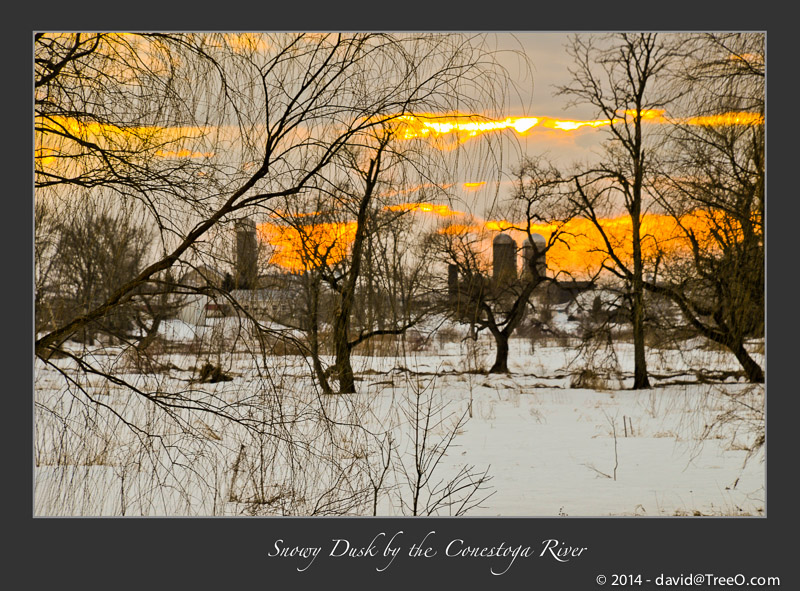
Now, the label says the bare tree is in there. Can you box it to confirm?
[646,33,764,383]
[261,134,475,394]
[35,199,60,335]
[34,32,520,515]
[324,134,398,393]
[38,199,151,345]
[560,33,685,389]
[428,157,573,373]
[396,374,494,516]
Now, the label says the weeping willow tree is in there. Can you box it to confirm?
[34,32,522,515]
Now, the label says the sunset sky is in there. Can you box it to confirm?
[244,32,763,276]
[35,33,763,277]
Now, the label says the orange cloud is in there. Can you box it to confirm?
[386,202,462,217]
[256,202,750,277]
[381,109,761,147]
[257,220,357,272]
[436,210,747,277]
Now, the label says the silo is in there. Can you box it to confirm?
[234,218,258,289]
[492,233,518,288]
[522,233,547,279]
[448,263,459,303]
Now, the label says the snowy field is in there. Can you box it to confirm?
[34,318,765,517]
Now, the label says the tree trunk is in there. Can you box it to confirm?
[333,310,356,394]
[642,281,764,386]
[488,332,510,374]
[135,315,162,353]
[310,335,333,395]
[630,165,651,390]
[307,278,333,394]
[630,286,651,389]
[733,342,764,384]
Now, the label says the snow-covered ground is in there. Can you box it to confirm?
[34,320,765,517]
[402,369,764,516]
